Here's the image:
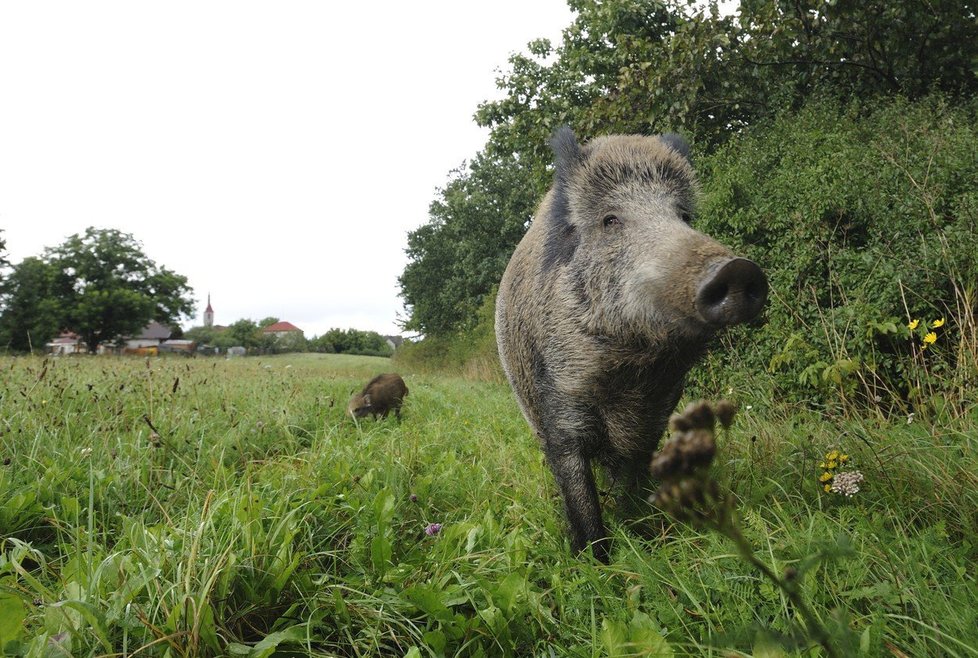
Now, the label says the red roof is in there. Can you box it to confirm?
[262,321,302,333]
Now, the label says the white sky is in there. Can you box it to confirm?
[0,1,574,338]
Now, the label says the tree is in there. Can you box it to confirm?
[398,152,540,336]
[222,319,263,350]
[184,325,219,346]
[46,227,195,352]
[399,0,978,337]
[0,257,62,352]
[0,229,8,274]
[310,328,392,357]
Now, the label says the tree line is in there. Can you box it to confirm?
[185,322,393,357]
[397,0,978,410]
[398,0,978,338]
[0,227,394,358]
[0,227,194,353]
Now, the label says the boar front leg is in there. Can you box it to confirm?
[545,446,609,563]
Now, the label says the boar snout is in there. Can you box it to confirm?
[694,257,768,326]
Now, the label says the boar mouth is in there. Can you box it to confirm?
[694,258,768,327]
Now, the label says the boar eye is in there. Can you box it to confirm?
[602,214,621,228]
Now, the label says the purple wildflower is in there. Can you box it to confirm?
[424,523,442,536]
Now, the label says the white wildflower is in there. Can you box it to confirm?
[830,471,865,497]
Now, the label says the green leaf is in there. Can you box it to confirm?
[0,592,27,646]
[370,534,392,574]
[402,585,452,623]
[248,624,308,658]
[602,612,673,657]
[48,599,112,651]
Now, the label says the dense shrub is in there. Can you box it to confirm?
[404,97,978,417]
[309,328,393,358]
[394,293,503,381]
[696,96,978,414]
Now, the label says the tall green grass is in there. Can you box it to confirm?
[1,353,976,656]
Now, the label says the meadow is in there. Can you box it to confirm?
[1,353,976,657]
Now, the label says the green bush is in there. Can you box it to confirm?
[394,292,503,382]
[695,95,978,415]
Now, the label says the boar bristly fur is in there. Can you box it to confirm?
[495,127,767,562]
[347,373,409,420]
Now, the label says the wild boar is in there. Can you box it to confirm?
[495,127,767,562]
[347,373,409,420]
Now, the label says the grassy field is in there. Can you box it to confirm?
[1,353,976,657]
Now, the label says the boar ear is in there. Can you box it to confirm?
[659,133,692,163]
[550,125,582,184]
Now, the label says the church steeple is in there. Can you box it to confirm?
[204,293,214,328]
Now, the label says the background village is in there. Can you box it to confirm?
[45,295,404,358]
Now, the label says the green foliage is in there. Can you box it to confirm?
[0,257,63,352]
[480,0,978,153]
[394,291,504,381]
[0,227,195,354]
[401,0,978,340]
[46,227,195,352]
[0,229,7,273]
[696,96,978,412]
[399,155,539,337]
[309,328,393,357]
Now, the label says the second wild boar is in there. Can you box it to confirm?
[495,127,768,562]
[347,373,409,420]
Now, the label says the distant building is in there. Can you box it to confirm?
[203,294,214,328]
[46,332,85,355]
[262,321,304,339]
[125,321,172,350]
[159,339,196,355]
[384,335,404,352]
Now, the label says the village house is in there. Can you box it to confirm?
[124,320,172,350]
[262,321,304,339]
[46,332,85,355]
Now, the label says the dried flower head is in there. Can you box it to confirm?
[714,399,737,429]
[649,429,716,479]
[649,400,736,526]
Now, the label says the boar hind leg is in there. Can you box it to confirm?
[546,448,610,563]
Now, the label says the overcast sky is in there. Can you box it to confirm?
[0,1,574,338]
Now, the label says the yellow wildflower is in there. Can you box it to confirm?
[819,462,828,469]
[824,484,832,493]
[826,460,838,469]
[839,454,849,463]
[819,472,833,482]
[826,450,840,461]
[907,319,920,330]
[923,332,937,345]
[932,318,945,328]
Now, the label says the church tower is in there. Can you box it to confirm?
[204,294,214,328]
